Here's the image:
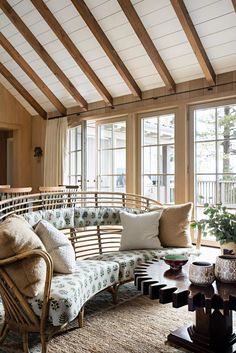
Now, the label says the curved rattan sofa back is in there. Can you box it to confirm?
[0,191,162,259]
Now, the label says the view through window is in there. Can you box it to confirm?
[67,125,82,187]
[141,113,175,204]
[193,103,236,222]
[67,121,126,192]
[97,121,126,192]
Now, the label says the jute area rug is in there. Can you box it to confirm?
[0,283,194,353]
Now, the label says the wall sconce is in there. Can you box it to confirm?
[34,146,43,161]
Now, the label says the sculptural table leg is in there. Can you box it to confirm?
[167,308,236,353]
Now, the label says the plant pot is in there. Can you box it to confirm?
[220,242,236,256]
[215,255,236,283]
[189,261,215,286]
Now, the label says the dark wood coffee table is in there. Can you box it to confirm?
[134,256,236,353]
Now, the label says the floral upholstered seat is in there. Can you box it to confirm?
[86,248,196,282]
[28,260,119,326]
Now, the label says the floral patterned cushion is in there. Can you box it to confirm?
[74,207,144,227]
[86,248,197,282]
[28,260,119,326]
[23,207,144,229]
[24,208,74,229]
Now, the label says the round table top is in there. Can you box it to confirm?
[134,256,236,311]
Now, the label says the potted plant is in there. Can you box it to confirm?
[191,203,236,254]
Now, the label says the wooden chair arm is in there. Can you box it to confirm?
[0,249,53,326]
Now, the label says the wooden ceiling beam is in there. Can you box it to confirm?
[31,0,113,106]
[0,0,88,110]
[232,0,236,12]
[118,0,176,92]
[70,0,142,99]
[171,0,216,86]
[0,62,47,119]
[0,33,67,116]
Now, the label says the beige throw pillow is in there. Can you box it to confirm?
[158,203,193,248]
[0,215,47,297]
[35,220,76,274]
[119,211,163,250]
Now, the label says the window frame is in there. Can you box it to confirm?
[96,117,127,193]
[189,98,236,247]
[138,109,177,204]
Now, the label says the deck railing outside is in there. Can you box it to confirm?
[197,180,236,207]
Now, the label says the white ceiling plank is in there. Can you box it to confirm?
[98,11,127,32]
[133,0,169,17]
[206,40,236,60]
[186,0,234,26]
[201,27,236,48]
[139,5,176,29]
[10,0,35,17]
[195,13,236,37]
[184,0,219,12]
[44,0,72,14]
[90,0,121,21]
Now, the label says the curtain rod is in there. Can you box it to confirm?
[48,80,236,120]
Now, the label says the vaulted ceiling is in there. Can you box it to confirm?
[0,0,236,118]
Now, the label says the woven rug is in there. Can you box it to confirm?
[0,283,194,353]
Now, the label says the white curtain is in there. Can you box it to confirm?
[43,117,68,186]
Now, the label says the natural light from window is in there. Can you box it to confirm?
[141,113,175,204]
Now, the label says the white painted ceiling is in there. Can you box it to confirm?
[0,0,236,115]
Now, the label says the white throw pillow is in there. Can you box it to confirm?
[119,211,163,250]
[35,220,76,274]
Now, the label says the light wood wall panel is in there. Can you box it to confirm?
[31,115,46,192]
[0,83,32,187]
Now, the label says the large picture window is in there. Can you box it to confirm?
[98,121,126,192]
[67,126,82,187]
[191,102,236,223]
[141,113,175,204]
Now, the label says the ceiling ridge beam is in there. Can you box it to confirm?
[170,0,216,86]
[31,0,113,107]
[0,33,67,116]
[70,0,142,99]
[0,62,47,119]
[0,0,88,110]
[118,0,176,92]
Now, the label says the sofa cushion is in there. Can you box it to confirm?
[35,220,76,274]
[24,208,75,229]
[119,210,162,250]
[86,248,196,282]
[28,260,119,326]
[74,207,144,228]
[0,215,46,297]
[158,203,193,248]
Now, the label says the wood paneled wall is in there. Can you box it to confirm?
[0,130,7,184]
[0,83,32,187]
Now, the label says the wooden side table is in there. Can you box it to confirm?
[134,258,236,353]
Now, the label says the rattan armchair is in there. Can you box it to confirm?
[0,250,53,353]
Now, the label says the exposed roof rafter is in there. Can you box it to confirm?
[31,0,113,106]
[118,0,176,92]
[0,33,67,116]
[232,0,236,12]
[171,0,216,86]
[0,62,47,119]
[0,0,88,110]
[70,0,142,99]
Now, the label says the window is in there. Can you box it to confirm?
[98,121,126,192]
[191,102,236,222]
[141,113,175,203]
[68,126,82,187]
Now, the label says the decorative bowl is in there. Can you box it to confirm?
[162,255,188,270]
